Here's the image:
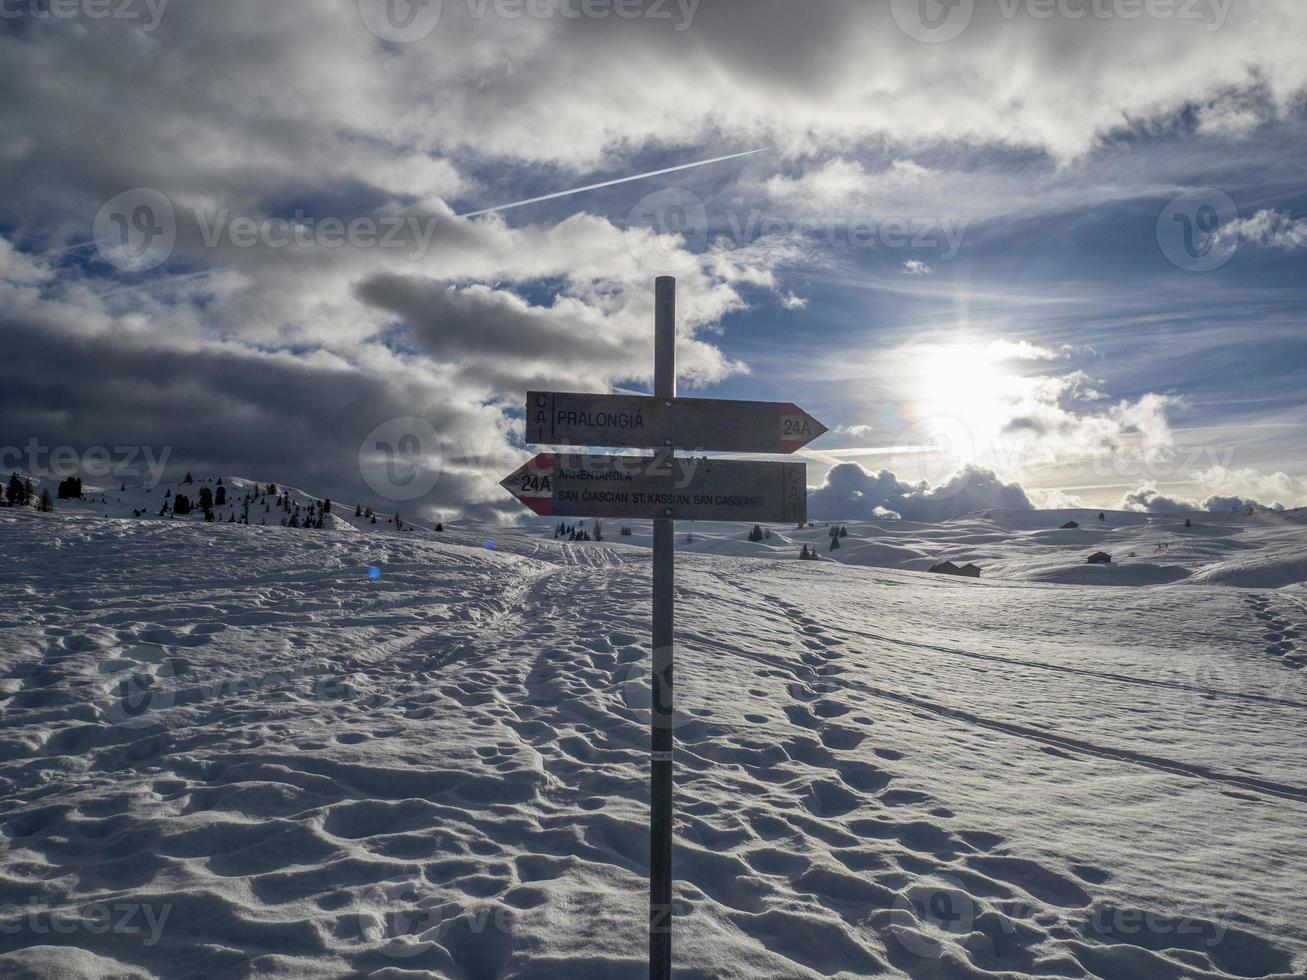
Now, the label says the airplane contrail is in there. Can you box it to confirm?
[457,148,767,219]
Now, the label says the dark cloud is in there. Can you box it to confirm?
[0,314,514,519]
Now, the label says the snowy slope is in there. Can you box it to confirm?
[1,502,1306,978]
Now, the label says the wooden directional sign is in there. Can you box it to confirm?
[526,391,827,454]
[501,453,807,523]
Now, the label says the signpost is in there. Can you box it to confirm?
[500,277,825,980]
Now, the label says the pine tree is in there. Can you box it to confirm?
[184,472,194,484]
[38,488,54,513]
[830,535,840,551]
[838,526,848,538]
[199,486,213,511]
[322,499,332,514]
[7,473,25,506]
[435,522,444,532]
[355,505,363,517]
[800,544,809,559]
[215,486,227,507]
[748,524,763,542]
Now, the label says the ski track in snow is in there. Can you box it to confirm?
[0,505,1306,979]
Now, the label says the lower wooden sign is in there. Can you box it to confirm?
[500,453,807,523]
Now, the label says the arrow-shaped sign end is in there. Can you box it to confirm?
[501,454,557,516]
[778,404,829,453]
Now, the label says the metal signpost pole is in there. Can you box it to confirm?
[501,276,822,978]
[650,275,676,980]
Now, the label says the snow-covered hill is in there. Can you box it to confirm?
[1,495,1305,977]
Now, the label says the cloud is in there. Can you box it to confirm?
[1119,486,1201,513]
[355,275,745,391]
[986,339,1062,362]
[1119,484,1292,514]
[1214,209,1307,253]
[808,462,1034,523]
[900,260,933,277]
[1194,466,1307,508]
[1027,487,1087,510]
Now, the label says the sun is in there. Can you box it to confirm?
[912,341,1025,462]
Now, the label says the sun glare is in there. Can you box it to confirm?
[915,341,1024,459]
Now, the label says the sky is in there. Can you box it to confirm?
[1,0,1305,521]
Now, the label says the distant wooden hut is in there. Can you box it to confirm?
[930,561,981,578]
[1087,551,1112,565]
[1060,521,1080,529]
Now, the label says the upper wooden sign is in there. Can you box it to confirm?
[525,391,827,454]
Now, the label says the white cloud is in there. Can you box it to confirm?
[1194,466,1307,508]
[1214,209,1307,253]
[901,260,934,277]
[809,463,1034,522]
[1119,478,1298,514]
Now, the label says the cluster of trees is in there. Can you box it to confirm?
[555,521,600,541]
[798,544,820,560]
[56,476,84,500]
[747,525,773,542]
[8,468,440,535]
[4,473,52,513]
[352,504,422,531]
[5,473,34,508]
[161,477,258,524]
